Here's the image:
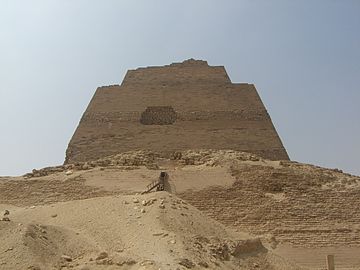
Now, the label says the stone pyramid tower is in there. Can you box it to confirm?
[65,59,289,163]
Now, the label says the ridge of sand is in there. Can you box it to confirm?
[1,149,360,269]
[0,192,299,270]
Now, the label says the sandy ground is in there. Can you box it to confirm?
[1,149,360,269]
[0,192,298,270]
[83,165,235,194]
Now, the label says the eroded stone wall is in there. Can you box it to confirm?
[65,59,289,163]
[140,106,177,125]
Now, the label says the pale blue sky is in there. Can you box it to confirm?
[0,0,359,176]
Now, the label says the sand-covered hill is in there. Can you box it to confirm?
[1,150,360,269]
[0,192,298,270]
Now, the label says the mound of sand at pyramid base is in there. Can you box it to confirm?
[0,192,300,270]
[22,149,264,179]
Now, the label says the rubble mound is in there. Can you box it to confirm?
[0,192,298,270]
[22,149,260,179]
[2,150,360,268]
[178,154,360,247]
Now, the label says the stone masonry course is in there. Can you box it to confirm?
[65,59,289,163]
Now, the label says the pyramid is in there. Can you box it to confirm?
[65,59,289,163]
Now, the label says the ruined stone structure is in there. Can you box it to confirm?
[65,59,289,163]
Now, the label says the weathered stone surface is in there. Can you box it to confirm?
[140,106,177,125]
[65,59,289,163]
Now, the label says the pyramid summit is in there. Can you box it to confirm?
[65,59,289,163]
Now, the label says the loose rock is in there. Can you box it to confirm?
[96,251,108,260]
[61,255,72,262]
[178,258,195,268]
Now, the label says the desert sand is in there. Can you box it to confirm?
[1,150,360,269]
[0,192,297,270]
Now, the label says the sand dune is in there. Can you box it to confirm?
[1,150,360,269]
[0,192,298,270]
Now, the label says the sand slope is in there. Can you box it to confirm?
[0,192,298,270]
[1,149,360,269]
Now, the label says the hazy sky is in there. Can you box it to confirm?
[0,0,359,176]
